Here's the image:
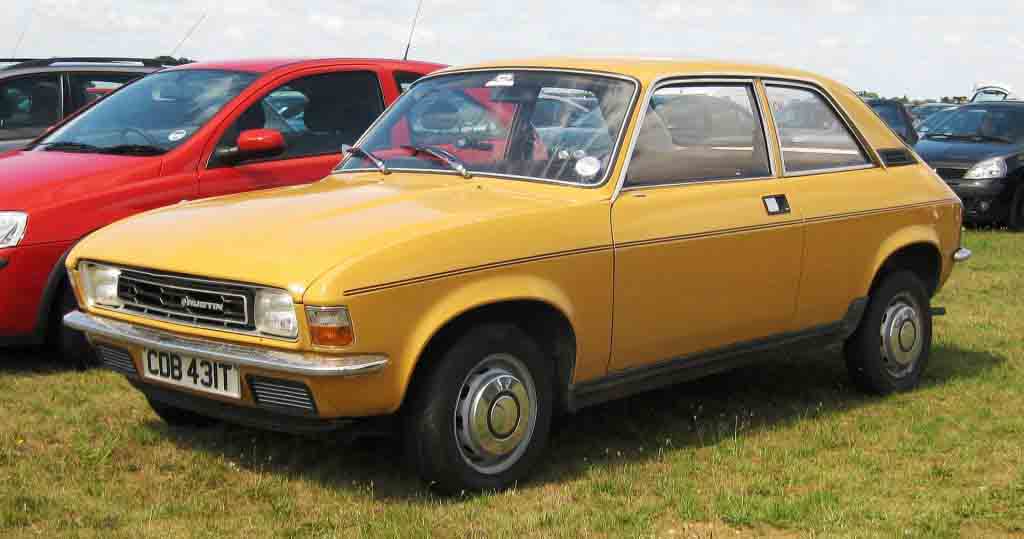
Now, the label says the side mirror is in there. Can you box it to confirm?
[216,128,286,164]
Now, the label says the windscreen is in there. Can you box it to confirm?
[37,69,258,155]
[337,70,637,185]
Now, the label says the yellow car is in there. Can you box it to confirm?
[64,58,969,492]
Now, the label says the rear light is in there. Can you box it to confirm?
[305,306,354,347]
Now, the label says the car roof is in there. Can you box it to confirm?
[434,57,844,87]
[0,63,159,78]
[167,57,444,74]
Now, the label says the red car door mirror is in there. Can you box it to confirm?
[238,128,286,157]
[217,128,287,165]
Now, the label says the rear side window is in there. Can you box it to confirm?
[394,71,423,93]
[766,85,870,174]
[625,83,772,187]
[0,73,61,141]
[213,70,384,166]
[68,72,141,110]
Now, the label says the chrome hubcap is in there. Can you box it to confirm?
[454,353,537,475]
[880,295,923,378]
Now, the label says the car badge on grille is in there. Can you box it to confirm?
[181,296,224,312]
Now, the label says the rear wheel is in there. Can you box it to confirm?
[1009,185,1024,231]
[147,398,218,428]
[51,286,98,370]
[844,271,932,394]
[403,323,553,494]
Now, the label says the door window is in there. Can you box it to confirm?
[212,70,384,166]
[0,74,61,141]
[765,85,870,174]
[624,83,772,187]
[68,72,141,111]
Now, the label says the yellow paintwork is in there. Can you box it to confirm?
[67,57,962,419]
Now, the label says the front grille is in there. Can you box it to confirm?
[95,345,137,376]
[248,376,317,415]
[935,167,967,182]
[116,269,254,332]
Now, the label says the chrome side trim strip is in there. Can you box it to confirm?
[953,248,972,263]
[63,311,388,377]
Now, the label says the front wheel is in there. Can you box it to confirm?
[403,323,553,494]
[844,271,932,394]
[52,286,98,370]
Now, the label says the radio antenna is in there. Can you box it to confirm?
[402,0,424,61]
[11,0,36,57]
[170,11,208,57]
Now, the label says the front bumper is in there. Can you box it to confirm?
[64,310,388,376]
[949,181,1010,222]
[63,310,401,419]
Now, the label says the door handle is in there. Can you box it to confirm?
[762,194,791,215]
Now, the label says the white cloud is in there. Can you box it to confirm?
[654,2,713,21]
[818,37,841,48]
[830,0,859,14]
[4,0,1024,99]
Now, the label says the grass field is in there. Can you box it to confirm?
[1,230,1021,538]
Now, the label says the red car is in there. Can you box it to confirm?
[0,57,442,364]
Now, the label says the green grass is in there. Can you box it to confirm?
[2,230,1022,538]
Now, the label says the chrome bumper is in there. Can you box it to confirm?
[63,310,388,377]
[953,248,972,263]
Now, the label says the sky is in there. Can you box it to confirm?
[4,0,1024,100]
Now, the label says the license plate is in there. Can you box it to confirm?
[142,348,240,398]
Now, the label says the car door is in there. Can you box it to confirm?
[608,80,804,372]
[761,82,884,331]
[0,73,61,151]
[197,68,387,198]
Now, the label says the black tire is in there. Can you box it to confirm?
[50,286,98,370]
[1009,185,1024,231]
[844,271,932,395]
[403,323,553,494]
[147,398,218,428]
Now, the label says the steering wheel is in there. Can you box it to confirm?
[120,127,159,146]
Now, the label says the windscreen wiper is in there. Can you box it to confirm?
[402,145,471,178]
[37,141,102,153]
[99,144,167,156]
[971,134,1013,144]
[344,145,390,175]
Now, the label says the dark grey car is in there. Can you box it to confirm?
[0,58,168,152]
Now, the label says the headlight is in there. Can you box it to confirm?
[0,212,28,248]
[305,306,354,347]
[963,157,1007,180]
[80,262,123,308]
[255,289,298,339]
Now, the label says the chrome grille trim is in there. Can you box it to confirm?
[249,377,317,413]
[95,345,137,376]
[117,269,252,332]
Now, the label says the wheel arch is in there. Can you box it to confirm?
[398,280,579,415]
[864,229,943,298]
